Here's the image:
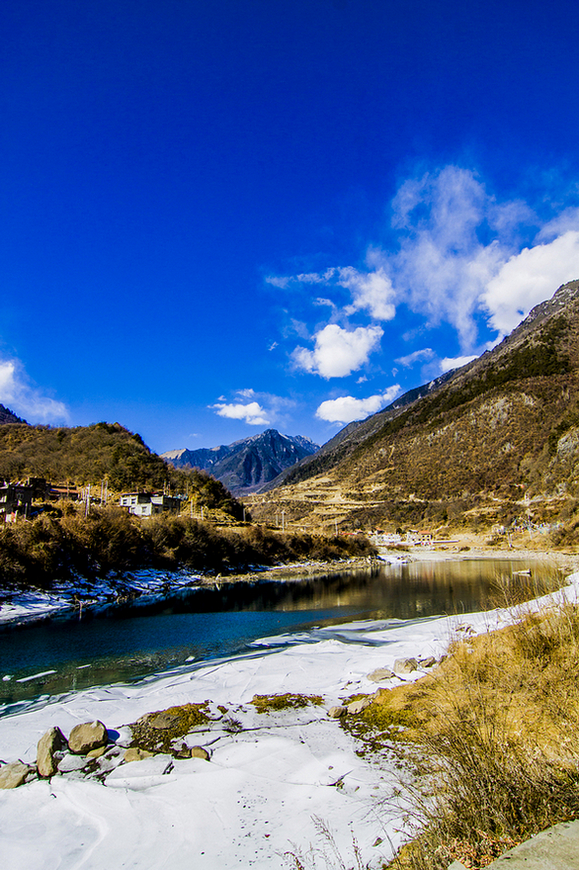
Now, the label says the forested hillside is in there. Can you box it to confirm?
[0,421,243,519]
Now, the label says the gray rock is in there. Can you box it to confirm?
[58,753,88,773]
[37,726,67,778]
[327,706,346,718]
[367,667,394,682]
[68,720,107,754]
[394,657,418,674]
[0,761,32,789]
[347,698,371,715]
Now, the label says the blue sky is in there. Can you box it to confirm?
[2,0,579,454]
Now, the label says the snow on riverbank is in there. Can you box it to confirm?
[1,573,578,869]
[0,569,204,626]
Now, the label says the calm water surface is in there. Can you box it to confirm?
[0,559,560,709]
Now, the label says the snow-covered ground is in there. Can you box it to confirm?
[1,573,578,869]
[0,569,204,626]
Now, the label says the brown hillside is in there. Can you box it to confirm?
[247,281,579,536]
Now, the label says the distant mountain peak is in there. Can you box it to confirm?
[162,429,319,495]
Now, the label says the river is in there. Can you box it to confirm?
[0,557,560,710]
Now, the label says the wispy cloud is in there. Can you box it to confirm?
[0,357,69,423]
[316,385,401,424]
[292,323,383,378]
[395,347,435,367]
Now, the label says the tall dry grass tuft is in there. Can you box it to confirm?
[386,580,579,869]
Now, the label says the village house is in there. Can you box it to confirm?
[0,483,33,522]
[119,492,181,517]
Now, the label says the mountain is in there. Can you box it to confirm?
[0,404,27,425]
[162,429,319,495]
[248,280,579,536]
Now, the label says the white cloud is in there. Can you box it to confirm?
[340,266,396,320]
[316,385,401,424]
[271,165,579,373]
[210,401,270,426]
[439,355,478,373]
[482,230,579,335]
[396,347,435,367]
[0,357,69,423]
[292,323,383,378]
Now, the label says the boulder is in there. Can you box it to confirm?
[394,657,418,675]
[58,753,88,773]
[37,726,67,778]
[327,706,346,718]
[190,746,210,761]
[0,761,31,789]
[347,698,371,715]
[68,720,107,754]
[367,667,394,682]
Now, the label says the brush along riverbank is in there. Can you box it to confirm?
[334,572,579,870]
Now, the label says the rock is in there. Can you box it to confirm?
[0,761,31,789]
[347,698,371,715]
[68,720,108,754]
[367,667,394,682]
[58,753,88,773]
[190,746,210,761]
[86,745,107,759]
[327,706,346,718]
[419,656,437,668]
[37,726,67,778]
[124,747,156,763]
[173,746,192,759]
[394,657,418,675]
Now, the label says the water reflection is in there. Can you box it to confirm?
[0,559,562,709]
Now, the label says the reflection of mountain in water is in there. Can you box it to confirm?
[111,558,545,621]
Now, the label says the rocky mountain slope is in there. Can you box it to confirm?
[248,280,579,536]
[162,429,319,495]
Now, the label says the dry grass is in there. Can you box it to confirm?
[382,591,579,869]
[251,693,324,713]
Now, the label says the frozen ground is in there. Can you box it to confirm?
[1,573,578,869]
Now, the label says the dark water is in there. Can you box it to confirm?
[0,559,560,709]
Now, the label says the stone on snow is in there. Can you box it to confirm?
[37,726,67,778]
[68,720,108,754]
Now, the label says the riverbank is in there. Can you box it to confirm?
[1,566,578,869]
